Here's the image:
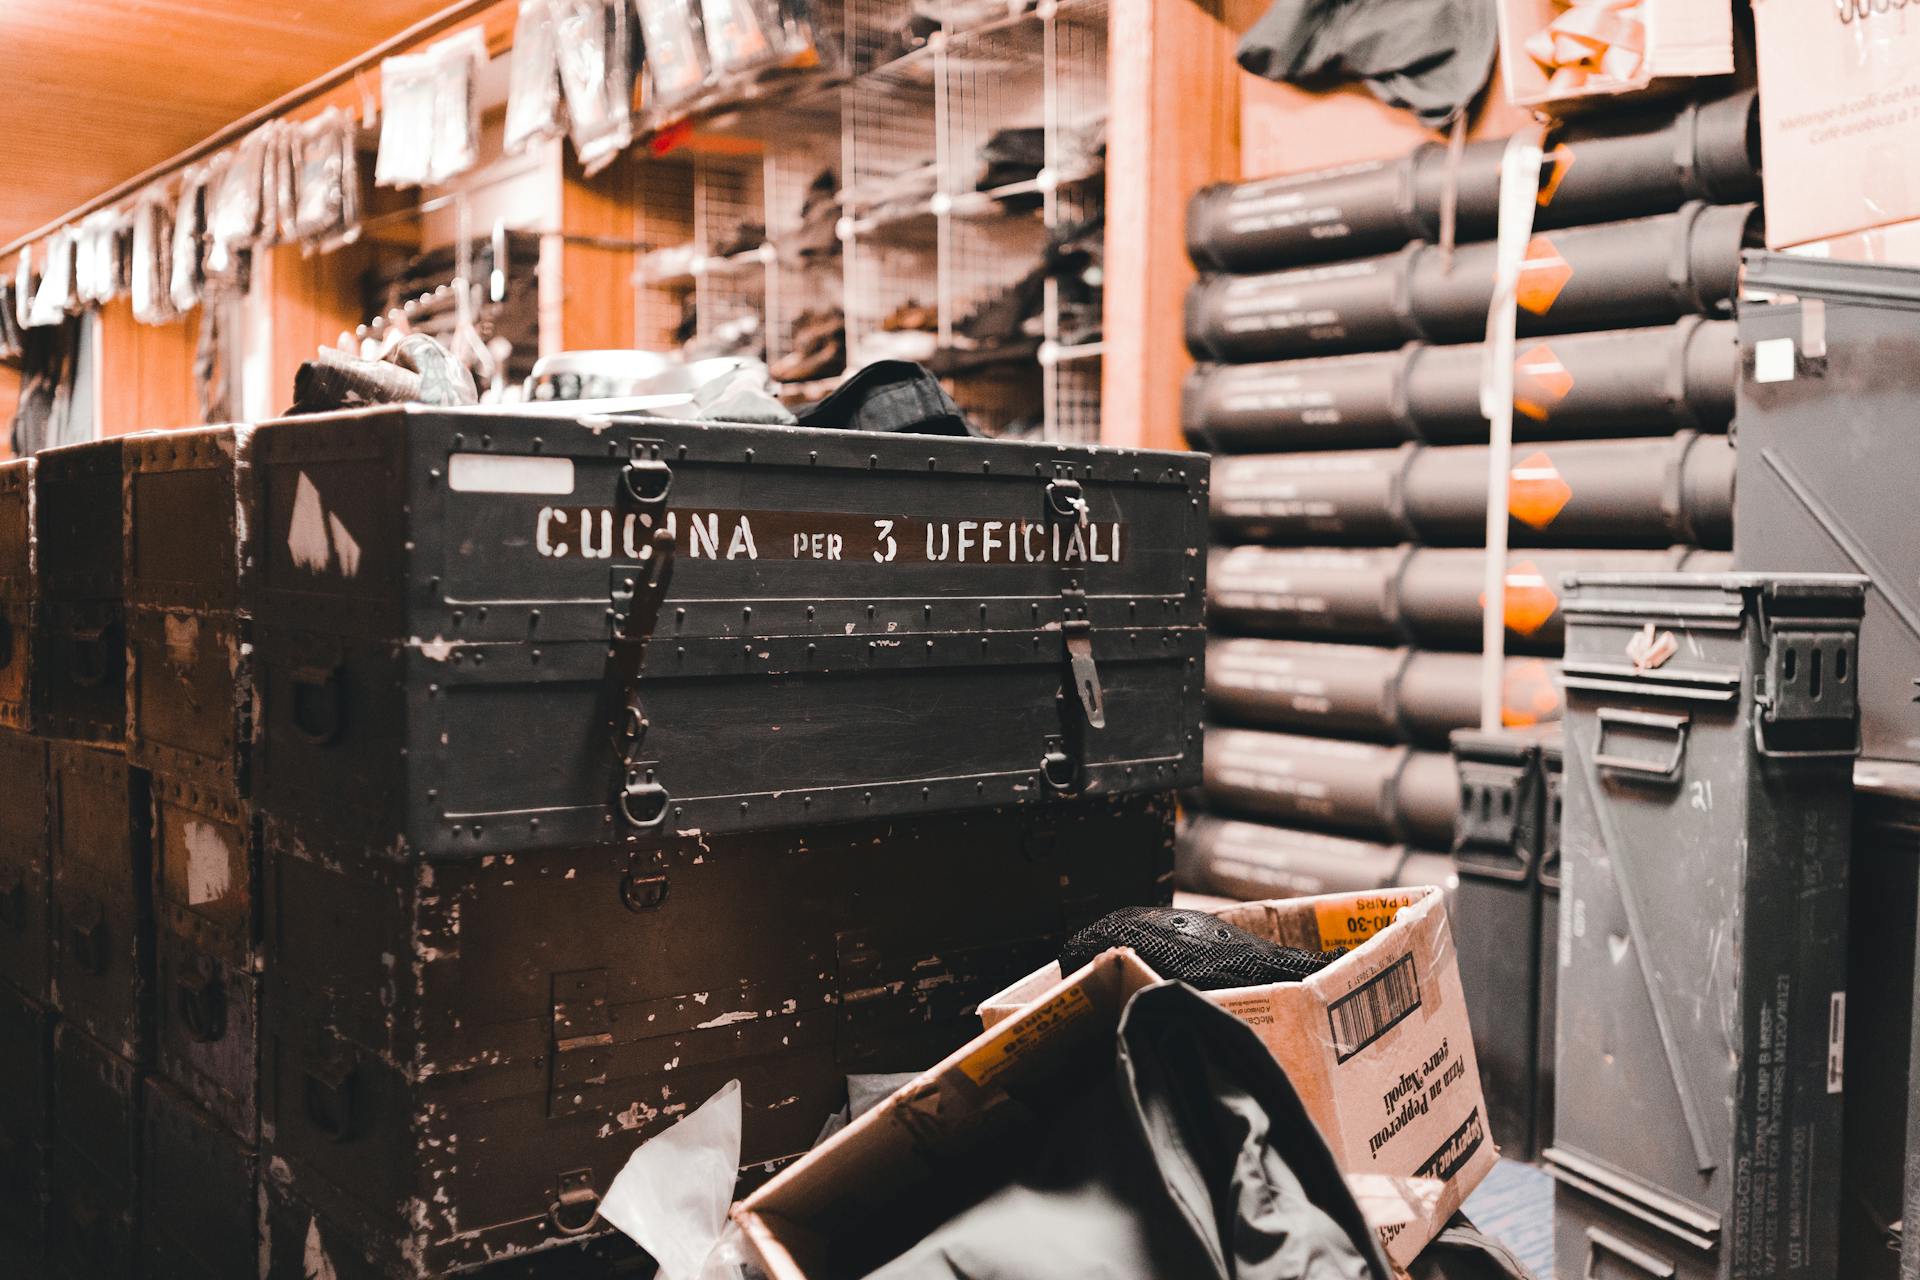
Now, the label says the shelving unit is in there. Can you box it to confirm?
[614,0,1108,441]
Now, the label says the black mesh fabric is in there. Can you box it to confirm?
[1060,907,1341,991]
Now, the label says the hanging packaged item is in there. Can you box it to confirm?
[700,0,824,82]
[557,0,639,175]
[638,0,715,123]
[130,192,177,325]
[73,210,127,307]
[267,118,301,245]
[26,230,76,328]
[170,167,208,314]
[504,0,565,154]
[205,132,266,281]
[376,27,485,188]
[292,108,362,248]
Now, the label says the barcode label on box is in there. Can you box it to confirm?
[1828,990,1846,1094]
[1329,953,1422,1063]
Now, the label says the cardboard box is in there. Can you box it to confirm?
[1757,0,1920,247]
[979,887,1492,1273]
[1784,215,1920,267]
[1498,0,1733,110]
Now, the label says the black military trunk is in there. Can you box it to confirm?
[1184,318,1738,454]
[1549,573,1863,1280]
[142,1076,259,1280]
[1202,726,1458,846]
[150,773,259,1141]
[48,743,153,1063]
[50,1021,142,1280]
[32,439,127,744]
[247,407,1205,858]
[0,458,32,733]
[0,728,51,1000]
[0,984,53,1253]
[1449,727,1557,1163]
[262,794,1173,1278]
[125,427,254,794]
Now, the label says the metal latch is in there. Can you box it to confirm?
[548,1168,602,1236]
[1059,586,1107,730]
[607,452,677,828]
[1763,629,1857,726]
[550,969,614,1117]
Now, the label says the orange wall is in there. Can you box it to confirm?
[97,299,198,435]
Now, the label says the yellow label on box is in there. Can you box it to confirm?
[1315,892,1422,951]
[956,983,1094,1088]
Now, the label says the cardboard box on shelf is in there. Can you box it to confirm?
[1785,216,1920,267]
[1756,0,1920,248]
[1498,0,1733,110]
[979,886,1492,1274]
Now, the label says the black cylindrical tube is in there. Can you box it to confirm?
[1183,317,1738,452]
[1176,814,1411,900]
[1395,545,1722,650]
[1187,91,1759,273]
[1209,544,1719,650]
[1208,545,1411,643]
[1186,247,1422,362]
[1203,727,1458,847]
[1210,446,1415,544]
[1188,202,1759,363]
[1391,851,1460,897]
[1186,157,1423,273]
[1205,638,1563,745]
[1214,433,1734,549]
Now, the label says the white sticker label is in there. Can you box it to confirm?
[183,820,234,907]
[448,453,576,495]
[1828,990,1846,1094]
[1754,336,1796,384]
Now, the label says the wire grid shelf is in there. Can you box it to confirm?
[842,0,924,77]
[762,103,845,365]
[1044,351,1102,444]
[692,155,766,352]
[631,155,698,349]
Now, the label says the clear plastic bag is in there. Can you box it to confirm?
[131,191,178,325]
[170,167,209,314]
[14,249,35,331]
[73,210,123,306]
[206,132,266,277]
[379,28,487,188]
[27,229,76,328]
[637,0,714,121]
[700,0,823,80]
[505,0,566,155]
[270,119,302,245]
[558,0,639,175]
[293,108,363,247]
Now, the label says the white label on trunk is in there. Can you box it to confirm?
[288,473,331,572]
[1754,336,1796,383]
[448,453,576,495]
[183,820,233,907]
[1828,990,1846,1094]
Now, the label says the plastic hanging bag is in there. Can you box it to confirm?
[171,166,208,313]
[271,119,303,245]
[14,249,35,331]
[557,0,639,175]
[27,229,77,328]
[504,0,565,154]
[377,28,485,188]
[294,108,363,247]
[131,191,178,325]
[205,133,265,279]
[73,210,123,306]
[700,0,824,81]
[637,0,715,123]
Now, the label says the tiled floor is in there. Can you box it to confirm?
[1464,1159,1557,1278]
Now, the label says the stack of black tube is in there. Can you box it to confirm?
[1179,90,1760,903]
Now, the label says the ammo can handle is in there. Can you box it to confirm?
[1592,707,1689,782]
[68,625,112,688]
[290,664,344,746]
